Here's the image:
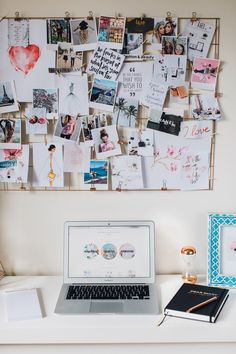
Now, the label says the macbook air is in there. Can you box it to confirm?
[55,220,158,314]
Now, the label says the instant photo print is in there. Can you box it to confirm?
[70,18,98,51]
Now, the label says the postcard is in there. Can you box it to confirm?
[8,19,29,47]
[191,58,220,91]
[169,82,189,105]
[153,54,187,85]
[191,94,221,120]
[46,18,71,49]
[140,81,168,111]
[0,145,29,183]
[147,112,183,136]
[142,132,184,189]
[180,150,210,190]
[180,120,213,139]
[111,155,143,190]
[121,33,143,57]
[70,18,98,51]
[57,43,83,70]
[33,143,64,187]
[54,114,82,143]
[117,62,153,100]
[25,107,47,135]
[81,114,107,146]
[182,20,215,62]
[161,36,188,56]
[0,119,21,149]
[113,97,138,127]
[127,129,154,156]
[81,159,108,190]
[91,125,121,159]
[56,73,89,116]
[33,88,58,119]
[87,45,125,80]
[152,17,178,50]
[63,142,90,173]
[0,19,55,102]
[98,16,126,50]
[0,81,19,114]
[89,78,118,112]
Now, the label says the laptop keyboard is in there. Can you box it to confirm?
[66,285,150,300]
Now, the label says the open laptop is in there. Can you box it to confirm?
[55,220,158,314]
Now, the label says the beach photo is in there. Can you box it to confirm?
[81,159,108,190]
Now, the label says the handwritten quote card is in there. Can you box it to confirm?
[141,81,168,111]
[87,45,125,80]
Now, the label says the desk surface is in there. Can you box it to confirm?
[0,275,235,345]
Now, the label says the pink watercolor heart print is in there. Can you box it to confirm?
[8,45,41,75]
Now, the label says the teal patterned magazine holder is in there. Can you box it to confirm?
[208,213,236,288]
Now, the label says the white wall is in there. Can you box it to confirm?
[0,0,236,276]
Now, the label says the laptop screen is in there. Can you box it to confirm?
[67,225,150,278]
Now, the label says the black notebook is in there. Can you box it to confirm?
[164,283,229,323]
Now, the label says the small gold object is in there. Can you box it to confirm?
[181,246,197,284]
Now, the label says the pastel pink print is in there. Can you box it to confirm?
[8,45,41,75]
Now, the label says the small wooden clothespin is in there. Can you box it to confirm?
[87,11,94,20]
[116,181,123,192]
[15,11,21,21]
[191,12,198,23]
[166,11,172,22]
[64,11,70,20]
[117,137,127,145]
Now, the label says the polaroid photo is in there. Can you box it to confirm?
[121,33,143,57]
[153,54,187,86]
[190,94,221,120]
[89,78,118,112]
[169,82,189,105]
[98,16,126,50]
[63,142,90,173]
[81,159,109,190]
[180,150,210,190]
[152,17,178,50]
[0,81,19,114]
[8,19,29,47]
[70,18,98,51]
[117,61,153,100]
[113,97,138,127]
[81,114,107,146]
[0,119,21,149]
[182,20,215,62]
[0,145,29,184]
[25,107,47,135]
[127,129,154,156]
[91,125,121,159]
[47,19,71,49]
[33,143,64,187]
[33,88,58,119]
[111,155,143,190]
[180,120,213,139]
[87,45,125,80]
[162,36,187,56]
[57,43,83,70]
[140,81,168,111]
[54,114,82,143]
[56,73,89,116]
[191,58,220,91]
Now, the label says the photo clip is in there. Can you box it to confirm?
[90,183,96,191]
[191,12,198,23]
[64,11,71,20]
[116,181,123,192]
[15,11,21,21]
[166,11,172,22]
[87,11,94,20]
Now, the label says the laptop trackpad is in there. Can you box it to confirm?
[90,302,123,313]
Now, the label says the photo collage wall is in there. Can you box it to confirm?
[0,14,221,191]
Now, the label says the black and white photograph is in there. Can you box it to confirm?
[33,88,58,119]
[0,81,18,114]
[70,18,98,51]
[89,78,118,112]
[0,118,21,149]
[113,97,138,127]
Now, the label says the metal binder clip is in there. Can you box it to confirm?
[166,11,172,21]
[87,11,94,20]
[140,13,146,21]
[191,12,198,23]
[116,181,123,192]
[64,11,70,19]
[15,11,21,21]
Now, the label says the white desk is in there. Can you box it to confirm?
[0,275,235,354]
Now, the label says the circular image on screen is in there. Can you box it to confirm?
[119,243,135,259]
[101,243,117,260]
[83,243,99,259]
